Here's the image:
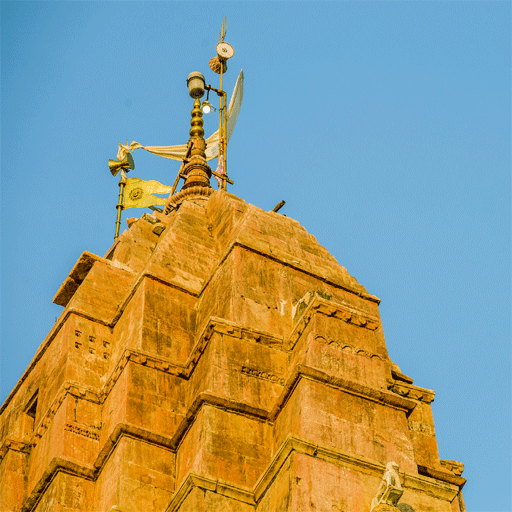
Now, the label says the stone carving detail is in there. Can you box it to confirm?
[315,335,383,361]
[312,297,379,330]
[440,459,464,476]
[407,420,436,436]
[287,293,380,350]
[64,422,100,441]
[0,438,31,463]
[389,381,435,404]
[370,462,403,511]
[241,366,285,385]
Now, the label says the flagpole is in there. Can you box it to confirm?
[223,89,228,190]
[114,170,127,240]
[219,61,226,190]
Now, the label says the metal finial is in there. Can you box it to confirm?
[189,98,204,139]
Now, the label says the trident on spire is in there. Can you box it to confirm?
[219,16,227,43]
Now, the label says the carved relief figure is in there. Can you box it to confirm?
[370,462,404,511]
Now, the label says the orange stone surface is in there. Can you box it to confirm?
[0,191,466,511]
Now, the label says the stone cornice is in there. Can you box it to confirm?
[271,365,416,418]
[93,423,175,475]
[418,464,466,487]
[389,381,435,404]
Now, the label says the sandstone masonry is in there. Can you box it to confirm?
[0,191,466,511]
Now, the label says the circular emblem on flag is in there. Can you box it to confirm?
[129,188,143,201]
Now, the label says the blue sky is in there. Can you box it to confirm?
[1,2,510,510]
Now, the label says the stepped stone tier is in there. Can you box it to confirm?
[0,191,466,512]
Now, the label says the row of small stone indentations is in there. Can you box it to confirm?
[185,323,217,377]
[314,335,383,361]
[99,353,130,403]
[32,388,68,445]
[241,366,285,385]
[389,383,432,403]
[287,310,314,348]
[313,303,380,330]
[64,422,100,441]
[74,329,111,360]
[215,321,284,348]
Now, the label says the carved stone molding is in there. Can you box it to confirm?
[407,420,436,437]
[440,459,464,476]
[0,437,31,463]
[314,335,384,361]
[389,382,435,404]
[417,465,466,487]
[164,185,213,213]
[241,366,285,385]
[64,422,100,441]
[286,293,381,351]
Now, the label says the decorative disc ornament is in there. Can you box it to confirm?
[216,42,234,60]
[129,187,143,201]
[209,56,227,74]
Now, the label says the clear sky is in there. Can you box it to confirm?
[1,2,510,510]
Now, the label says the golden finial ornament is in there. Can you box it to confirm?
[189,98,205,139]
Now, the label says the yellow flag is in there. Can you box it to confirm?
[123,178,173,209]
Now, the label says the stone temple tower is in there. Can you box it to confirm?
[0,74,466,512]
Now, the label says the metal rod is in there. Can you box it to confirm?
[114,171,127,240]
[211,170,234,185]
[272,200,286,213]
[223,90,228,189]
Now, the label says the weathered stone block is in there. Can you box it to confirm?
[273,379,417,473]
[95,436,174,512]
[176,405,271,488]
[33,473,94,512]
